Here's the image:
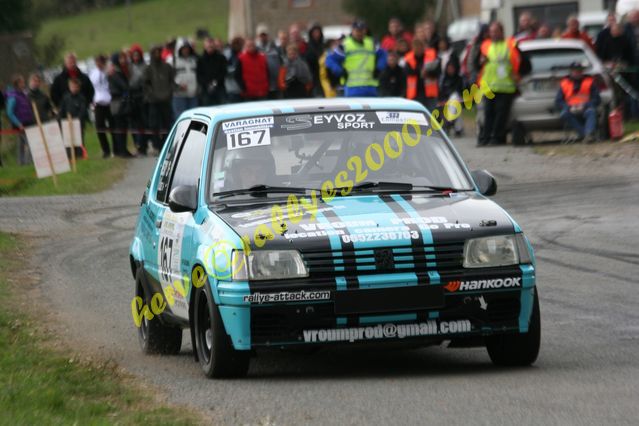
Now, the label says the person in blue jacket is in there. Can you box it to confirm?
[6,74,36,165]
[325,19,387,97]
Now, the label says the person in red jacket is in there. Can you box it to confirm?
[380,17,413,52]
[235,39,269,101]
[561,15,594,50]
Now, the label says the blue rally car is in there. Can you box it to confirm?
[129,98,540,378]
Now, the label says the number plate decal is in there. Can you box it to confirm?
[226,128,272,150]
[223,116,274,150]
[157,211,185,289]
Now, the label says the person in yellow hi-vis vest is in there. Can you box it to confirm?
[478,21,521,146]
[325,19,387,97]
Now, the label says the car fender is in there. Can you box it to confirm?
[129,237,145,279]
[192,241,251,350]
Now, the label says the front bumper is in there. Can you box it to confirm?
[216,264,536,350]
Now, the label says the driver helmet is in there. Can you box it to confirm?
[223,146,276,189]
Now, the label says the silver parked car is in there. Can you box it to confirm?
[509,38,614,144]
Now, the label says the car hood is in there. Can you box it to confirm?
[212,193,516,251]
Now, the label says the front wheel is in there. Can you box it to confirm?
[193,284,249,378]
[486,288,540,366]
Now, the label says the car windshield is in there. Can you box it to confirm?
[526,48,592,73]
[209,111,473,200]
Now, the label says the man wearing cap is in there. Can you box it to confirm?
[255,24,282,99]
[555,61,600,143]
[326,19,387,97]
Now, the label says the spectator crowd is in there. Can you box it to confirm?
[2,8,639,164]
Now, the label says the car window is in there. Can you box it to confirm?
[527,48,592,73]
[155,120,191,203]
[168,121,208,193]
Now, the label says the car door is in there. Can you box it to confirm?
[155,120,209,319]
[144,119,190,305]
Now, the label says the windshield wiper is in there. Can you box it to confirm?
[351,181,414,192]
[413,185,463,193]
[214,184,312,199]
[334,181,465,195]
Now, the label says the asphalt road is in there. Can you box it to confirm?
[1,136,638,425]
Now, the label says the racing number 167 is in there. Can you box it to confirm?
[228,130,266,149]
[159,236,173,282]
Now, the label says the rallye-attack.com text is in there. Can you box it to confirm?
[303,320,472,343]
[243,290,331,304]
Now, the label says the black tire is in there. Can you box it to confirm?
[193,283,249,378]
[486,288,540,366]
[511,121,528,146]
[135,269,182,355]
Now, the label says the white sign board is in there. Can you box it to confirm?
[61,118,82,148]
[25,122,71,178]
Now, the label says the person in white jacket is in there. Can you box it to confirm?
[172,38,198,118]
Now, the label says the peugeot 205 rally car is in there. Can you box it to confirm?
[129,98,540,378]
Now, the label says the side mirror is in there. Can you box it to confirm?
[471,169,497,196]
[168,185,198,213]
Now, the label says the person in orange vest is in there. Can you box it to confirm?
[555,61,600,143]
[478,21,521,146]
[404,38,440,111]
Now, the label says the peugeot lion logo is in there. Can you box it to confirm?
[374,248,394,269]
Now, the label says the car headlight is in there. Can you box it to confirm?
[463,234,531,268]
[231,250,308,280]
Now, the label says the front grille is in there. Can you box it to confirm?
[252,303,335,344]
[250,291,522,345]
[301,242,465,278]
[486,296,521,323]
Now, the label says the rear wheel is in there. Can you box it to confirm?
[486,288,540,366]
[193,284,249,378]
[135,269,182,354]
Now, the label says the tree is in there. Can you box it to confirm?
[0,0,34,34]
[343,0,435,37]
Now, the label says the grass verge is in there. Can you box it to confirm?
[37,0,228,62]
[0,124,127,197]
[0,232,200,425]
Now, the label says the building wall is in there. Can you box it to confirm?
[478,0,606,35]
[228,0,251,40]
[460,0,482,17]
[239,0,353,37]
